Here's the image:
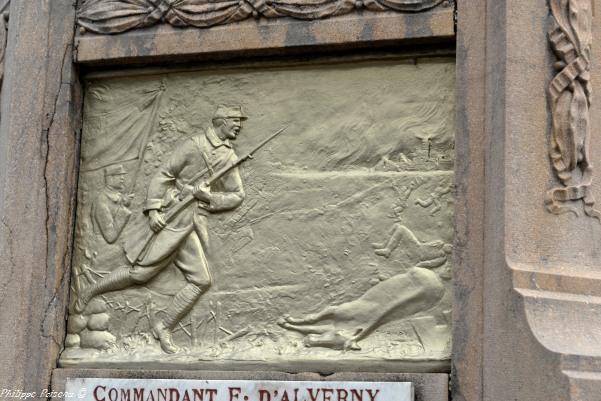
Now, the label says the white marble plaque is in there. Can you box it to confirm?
[64,379,413,401]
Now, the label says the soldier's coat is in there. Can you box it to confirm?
[124,126,245,284]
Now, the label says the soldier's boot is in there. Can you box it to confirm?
[151,320,180,354]
[73,268,135,313]
[373,247,392,258]
[152,283,203,354]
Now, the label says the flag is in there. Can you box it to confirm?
[80,82,164,172]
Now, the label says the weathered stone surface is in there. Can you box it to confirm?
[0,0,80,394]
[451,1,484,400]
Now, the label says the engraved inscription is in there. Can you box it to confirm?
[62,58,455,371]
[64,379,413,401]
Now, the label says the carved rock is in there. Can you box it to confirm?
[67,314,88,334]
[64,334,81,348]
[84,298,108,315]
[87,313,110,331]
[79,329,116,350]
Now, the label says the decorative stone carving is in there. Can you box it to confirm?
[76,0,448,34]
[61,58,455,371]
[546,0,601,220]
[0,1,9,87]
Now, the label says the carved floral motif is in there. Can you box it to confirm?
[77,0,447,34]
[546,0,601,220]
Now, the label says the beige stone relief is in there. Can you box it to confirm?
[61,58,455,370]
[546,0,601,220]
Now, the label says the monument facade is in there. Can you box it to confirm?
[1,0,601,400]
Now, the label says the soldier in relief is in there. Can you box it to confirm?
[74,105,247,353]
[91,164,133,244]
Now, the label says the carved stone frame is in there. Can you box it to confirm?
[454,1,601,400]
[1,0,600,400]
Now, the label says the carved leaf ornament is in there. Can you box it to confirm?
[77,0,446,34]
[546,0,601,220]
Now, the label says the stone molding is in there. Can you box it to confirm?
[77,0,448,34]
[74,8,455,65]
[513,264,601,400]
[546,0,600,220]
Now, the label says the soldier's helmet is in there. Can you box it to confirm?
[213,104,247,120]
[104,164,127,177]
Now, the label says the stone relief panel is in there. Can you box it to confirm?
[61,58,455,371]
[76,0,451,34]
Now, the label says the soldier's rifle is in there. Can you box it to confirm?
[132,126,288,263]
